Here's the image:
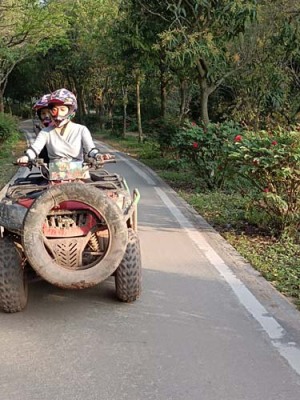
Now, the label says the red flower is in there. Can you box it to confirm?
[234,135,242,142]
[263,188,269,193]
[192,142,199,149]
[271,140,278,145]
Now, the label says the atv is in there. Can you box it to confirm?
[0,157,142,313]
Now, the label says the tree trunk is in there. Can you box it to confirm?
[76,85,85,123]
[108,94,115,130]
[196,58,238,126]
[0,89,4,113]
[159,59,168,119]
[196,60,210,126]
[200,82,210,126]
[122,86,128,138]
[161,78,167,119]
[136,71,143,142]
[95,89,106,130]
[179,78,188,123]
[99,101,105,130]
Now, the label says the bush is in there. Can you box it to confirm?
[138,140,160,159]
[142,117,180,154]
[229,127,300,237]
[172,121,243,189]
[0,113,18,142]
[81,113,100,129]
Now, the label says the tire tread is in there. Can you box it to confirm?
[0,236,28,313]
[115,229,142,302]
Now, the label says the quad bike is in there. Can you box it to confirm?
[0,157,142,313]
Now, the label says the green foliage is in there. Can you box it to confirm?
[0,113,18,142]
[225,233,300,306]
[138,140,160,159]
[81,114,101,131]
[159,0,257,68]
[182,190,249,230]
[172,121,243,189]
[229,50,294,129]
[229,127,300,236]
[0,0,68,90]
[142,117,180,152]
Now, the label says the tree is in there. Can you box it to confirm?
[227,0,300,128]
[0,0,67,111]
[155,0,258,125]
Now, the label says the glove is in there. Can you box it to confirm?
[95,153,113,162]
[17,155,29,164]
[102,153,114,160]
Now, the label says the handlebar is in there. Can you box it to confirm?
[14,155,116,170]
[13,159,47,168]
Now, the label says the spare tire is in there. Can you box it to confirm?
[22,183,128,289]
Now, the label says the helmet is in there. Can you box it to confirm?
[48,88,77,112]
[48,88,77,128]
[33,94,50,110]
[33,94,51,126]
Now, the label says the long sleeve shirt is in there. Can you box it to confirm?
[28,121,97,162]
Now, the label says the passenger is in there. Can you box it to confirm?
[33,94,52,133]
[32,94,52,163]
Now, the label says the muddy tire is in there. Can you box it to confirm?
[0,236,28,313]
[22,183,128,289]
[115,229,142,302]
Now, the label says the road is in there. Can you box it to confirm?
[0,120,300,400]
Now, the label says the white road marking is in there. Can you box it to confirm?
[154,186,300,376]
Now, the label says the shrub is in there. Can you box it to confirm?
[229,127,300,237]
[138,140,160,159]
[143,117,180,154]
[172,121,244,189]
[0,113,18,142]
[81,114,100,129]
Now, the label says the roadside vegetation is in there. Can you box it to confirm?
[0,114,24,188]
[0,1,299,307]
[94,129,300,309]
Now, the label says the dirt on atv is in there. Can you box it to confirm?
[0,157,142,313]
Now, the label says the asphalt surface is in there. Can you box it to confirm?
[0,121,300,400]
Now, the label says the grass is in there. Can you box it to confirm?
[0,131,25,188]
[94,131,300,309]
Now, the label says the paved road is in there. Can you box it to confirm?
[0,121,300,400]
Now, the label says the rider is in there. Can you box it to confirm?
[17,88,111,164]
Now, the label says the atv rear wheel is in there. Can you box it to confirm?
[115,229,142,302]
[0,236,28,313]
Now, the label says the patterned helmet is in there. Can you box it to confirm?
[48,88,77,128]
[48,88,77,112]
[33,94,50,110]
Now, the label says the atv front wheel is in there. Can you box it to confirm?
[0,236,28,313]
[115,229,142,302]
